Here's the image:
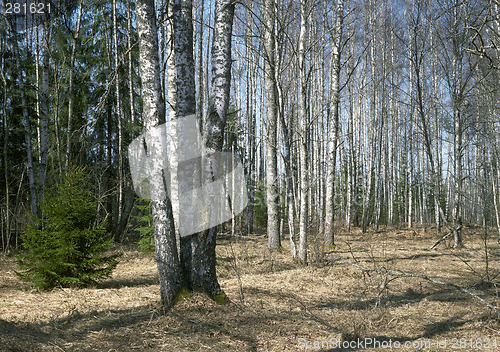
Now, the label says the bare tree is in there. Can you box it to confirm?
[191,0,235,296]
[325,0,344,246]
[298,0,309,264]
[263,0,281,249]
[136,0,183,310]
[65,0,83,167]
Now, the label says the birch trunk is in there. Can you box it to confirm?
[325,0,343,245]
[136,0,183,310]
[167,0,202,291]
[298,0,309,264]
[263,0,281,249]
[362,6,376,233]
[196,0,205,128]
[388,29,397,226]
[127,0,135,125]
[113,0,124,239]
[193,0,235,295]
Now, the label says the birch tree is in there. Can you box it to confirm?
[263,0,281,249]
[136,0,183,310]
[190,0,235,296]
[298,0,309,264]
[113,0,124,237]
[324,0,344,246]
[441,0,474,248]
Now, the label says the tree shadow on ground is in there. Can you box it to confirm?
[0,299,263,351]
[98,276,159,288]
[311,285,470,311]
[321,313,482,351]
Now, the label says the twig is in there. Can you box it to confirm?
[430,231,452,250]
[229,240,245,306]
[341,259,500,319]
[284,292,335,330]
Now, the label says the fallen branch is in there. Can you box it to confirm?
[340,259,500,319]
[430,231,452,250]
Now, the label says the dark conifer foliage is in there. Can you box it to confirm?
[17,167,120,289]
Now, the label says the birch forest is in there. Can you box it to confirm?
[1,0,500,350]
[2,0,499,256]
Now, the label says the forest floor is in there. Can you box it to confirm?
[1,226,499,351]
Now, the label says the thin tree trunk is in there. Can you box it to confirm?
[492,161,500,241]
[451,0,464,248]
[263,0,281,249]
[298,0,309,264]
[196,0,205,129]
[66,0,83,167]
[325,0,343,245]
[431,29,441,232]
[0,64,10,252]
[38,24,50,211]
[362,6,376,233]
[113,0,124,239]
[278,71,297,257]
[8,20,38,217]
[127,0,135,126]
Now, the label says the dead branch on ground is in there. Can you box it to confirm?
[340,259,500,319]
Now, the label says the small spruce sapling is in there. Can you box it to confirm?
[17,166,120,289]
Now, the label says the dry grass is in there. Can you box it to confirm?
[1,227,499,351]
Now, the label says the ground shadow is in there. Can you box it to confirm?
[99,276,159,288]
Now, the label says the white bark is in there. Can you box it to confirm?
[136,0,183,310]
[325,0,343,245]
[113,0,124,237]
[298,0,309,264]
[263,0,281,249]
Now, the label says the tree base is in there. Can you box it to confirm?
[211,291,230,305]
[174,285,192,304]
[270,246,287,253]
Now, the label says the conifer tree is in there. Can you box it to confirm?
[17,167,120,289]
